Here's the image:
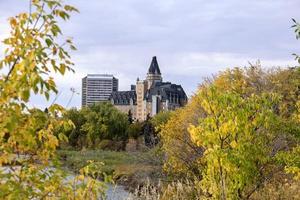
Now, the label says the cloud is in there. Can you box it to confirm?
[0,0,300,108]
[51,50,298,108]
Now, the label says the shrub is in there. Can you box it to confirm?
[127,122,143,139]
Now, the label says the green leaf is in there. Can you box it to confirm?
[58,132,68,142]
[22,90,30,102]
[70,45,77,50]
[51,24,62,36]
[3,38,10,44]
[59,64,66,75]
[64,5,79,13]
[58,50,65,59]
[47,1,56,9]
[45,38,52,47]
[33,86,39,94]
[45,91,50,100]
[59,11,70,20]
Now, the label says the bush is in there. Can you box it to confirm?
[127,122,143,139]
[64,102,130,148]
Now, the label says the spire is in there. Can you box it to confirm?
[148,56,161,75]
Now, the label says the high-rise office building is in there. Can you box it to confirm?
[82,74,118,107]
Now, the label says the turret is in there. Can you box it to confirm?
[146,56,162,89]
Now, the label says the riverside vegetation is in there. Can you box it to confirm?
[0,0,300,199]
[59,64,300,200]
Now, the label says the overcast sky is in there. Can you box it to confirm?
[0,0,300,108]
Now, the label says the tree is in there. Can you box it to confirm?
[189,86,278,199]
[143,115,157,148]
[0,1,106,198]
[64,108,86,148]
[160,97,204,179]
[81,102,129,147]
[128,109,134,124]
[160,63,300,198]
[151,111,172,132]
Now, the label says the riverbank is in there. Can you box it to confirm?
[57,149,164,192]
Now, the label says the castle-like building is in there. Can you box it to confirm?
[109,56,187,121]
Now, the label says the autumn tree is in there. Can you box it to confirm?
[160,63,300,198]
[189,86,279,199]
[0,0,106,198]
[160,96,204,179]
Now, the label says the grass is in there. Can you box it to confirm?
[57,149,163,190]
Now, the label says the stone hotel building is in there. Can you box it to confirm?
[109,56,187,121]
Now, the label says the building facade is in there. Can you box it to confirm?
[109,56,187,121]
[82,74,118,107]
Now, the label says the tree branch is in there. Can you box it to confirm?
[32,3,45,30]
[4,56,20,82]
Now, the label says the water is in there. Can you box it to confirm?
[1,166,131,200]
[65,173,130,200]
[106,184,130,200]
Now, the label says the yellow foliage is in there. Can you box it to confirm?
[0,0,107,199]
[160,94,204,178]
[161,64,300,199]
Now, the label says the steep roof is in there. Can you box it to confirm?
[145,82,187,105]
[148,56,161,75]
[109,91,137,105]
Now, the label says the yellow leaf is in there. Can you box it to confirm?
[78,175,85,181]
[9,17,17,27]
[230,141,238,148]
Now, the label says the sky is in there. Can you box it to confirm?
[0,0,300,108]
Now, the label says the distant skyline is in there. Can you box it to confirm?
[0,0,300,108]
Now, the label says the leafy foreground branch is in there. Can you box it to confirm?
[0,0,108,199]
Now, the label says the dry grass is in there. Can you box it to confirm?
[126,180,202,200]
